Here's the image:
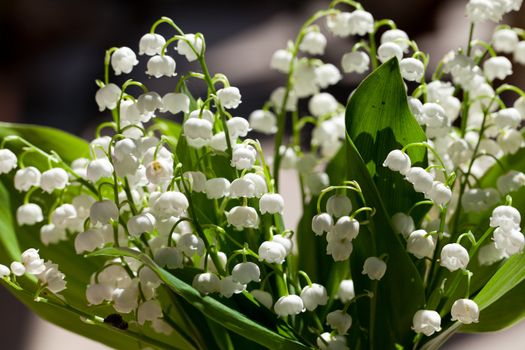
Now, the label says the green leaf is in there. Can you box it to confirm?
[344,58,427,348]
[89,247,309,350]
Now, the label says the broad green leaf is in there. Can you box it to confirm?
[89,247,309,350]
[344,58,427,348]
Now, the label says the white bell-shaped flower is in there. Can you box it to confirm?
[137,299,163,325]
[74,228,105,254]
[383,150,411,175]
[175,34,203,62]
[10,262,26,276]
[400,58,425,82]
[258,241,287,264]
[326,194,352,218]
[178,234,205,257]
[259,193,284,214]
[305,172,329,196]
[326,12,352,37]
[317,332,348,350]
[327,310,352,335]
[407,230,435,259]
[232,262,260,284]
[315,63,342,89]
[251,289,273,309]
[119,100,142,123]
[249,110,277,134]
[14,166,41,191]
[392,212,415,239]
[226,206,259,230]
[86,158,114,182]
[51,204,77,229]
[192,272,220,294]
[86,283,113,305]
[217,87,242,109]
[127,213,156,237]
[348,10,374,35]
[466,0,498,23]
[514,41,525,64]
[498,129,524,155]
[299,31,326,55]
[377,42,403,63]
[427,181,452,205]
[227,117,250,139]
[113,280,139,313]
[40,224,66,246]
[137,91,163,116]
[162,93,190,114]
[300,283,328,311]
[139,33,166,55]
[326,231,353,261]
[95,83,121,111]
[150,191,189,219]
[440,243,469,271]
[493,29,519,53]
[493,107,521,129]
[183,171,207,193]
[40,168,69,193]
[478,242,506,266]
[154,247,183,269]
[231,144,257,170]
[90,200,119,225]
[421,103,447,128]
[205,177,230,198]
[270,49,292,73]
[332,216,360,240]
[308,93,338,118]
[219,276,246,298]
[274,295,305,316]
[270,86,298,112]
[201,252,227,274]
[341,51,370,74]
[412,310,442,336]
[17,203,44,226]
[362,256,387,280]
[381,29,409,52]
[146,55,176,78]
[483,56,512,81]
[493,227,524,256]
[229,178,256,198]
[21,248,46,274]
[145,159,173,185]
[37,262,66,293]
[490,205,521,231]
[405,167,434,194]
[111,47,138,75]
[336,279,355,302]
[451,299,479,324]
[312,213,333,236]
[0,149,17,174]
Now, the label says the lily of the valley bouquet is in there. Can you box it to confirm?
[1,0,525,349]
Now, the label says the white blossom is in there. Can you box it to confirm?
[412,310,442,336]
[146,55,176,78]
[327,310,352,335]
[392,212,415,239]
[451,299,479,324]
[137,300,163,325]
[270,49,292,73]
[162,93,190,114]
[40,168,69,193]
[17,203,44,226]
[219,276,246,298]
[362,257,387,280]
[178,234,205,257]
[14,166,40,191]
[139,33,166,56]
[383,150,411,174]
[230,178,256,198]
[154,247,183,269]
[377,42,403,64]
[90,200,119,224]
[407,230,435,259]
[249,110,277,134]
[111,47,138,75]
[336,279,355,303]
[493,29,519,53]
[192,272,220,294]
[440,243,469,271]
[400,58,425,82]
[341,51,370,74]
[175,34,203,62]
[232,262,260,284]
[494,227,524,256]
[150,191,189,219]
[315,63,342,88]
[226,206,259,230]
[483,56,512,81]
[299,31,326,55]
[489,205,521,231]
[274,295,305,316]
[128,213,156,237]
[74,228,105,254]
[381,29,409,52]
[300,283,328,311]
[231,144,257,170]
[205,178,230,199]
[259,193,284,214]
[251,289,273,309]
[21,248,46,275]
[405,167,434,194]
[312,213,333,236]
[258,241,287,264]
[217,87,242,109]
[95,83,121,111]
[347,10,374,35]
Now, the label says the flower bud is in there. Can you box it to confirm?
[392,212,415,239]
[274,295,305,316]
[383,150,411,175]
[312,213,333,236]
[205,178,230,199]
[14,166,41,191]
[300,283,328,311]
[226,206,259,230]
[249,110,277,134]
[259,193,284,214]
[258,241,287,264]
[137,299,163,325]
[405,167,434,194]
[308,93,338,118]
[17,203,44,226]
[95,83,121,111]
[111,47,138,75]
[440,243,469,271]
[146,55,176,78]
[219,276,246,298]
[270,49,292,73]
[0,264,10,278]
[407,230,435,259]
[231,144,257,170]
[341,51,370,74]
[362,256,387,280]
[139,33,166,56]
[74,228,105,254]
[451,299,479,324]
[217,87,242,109]
[299,31,326,55]
[251,289,273,309]
[336,279,355,303]
[377,42,403,63]
[10,261,26,276]
[150,191,189,219]
[232,262,260,284]
[412,310,441,336]
[87,158,114,182]
[90,200,119,224]
[327,310,352,335]
[192,272,220,294]
[40,168,69,193]
[175,34,203,62]
[483,56,512,81]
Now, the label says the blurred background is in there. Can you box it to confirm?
[1,0,524,348]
